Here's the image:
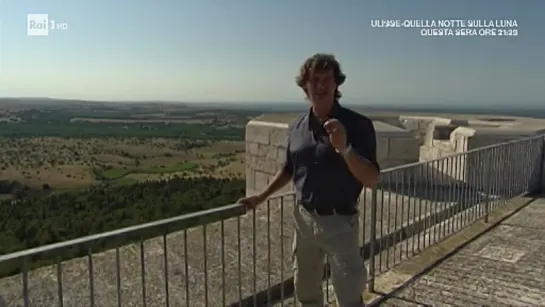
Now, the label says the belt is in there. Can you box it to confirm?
[299,201,358,216]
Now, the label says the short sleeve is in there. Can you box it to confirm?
[282,135,294,175]
[351,117,380,172]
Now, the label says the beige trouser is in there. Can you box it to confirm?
[293,205,367,307]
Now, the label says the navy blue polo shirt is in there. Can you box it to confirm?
[282,102,380,210]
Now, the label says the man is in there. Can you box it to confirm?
[238,53,380,307]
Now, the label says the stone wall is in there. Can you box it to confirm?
[245,119,420,196]
[400,115,449,146]
[419,126,544,193]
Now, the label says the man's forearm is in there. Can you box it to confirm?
[260,169,292,198]
[342,149,379,188]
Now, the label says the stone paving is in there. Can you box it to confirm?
[379,197,545,307]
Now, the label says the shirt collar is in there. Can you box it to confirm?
[307,100,342,130]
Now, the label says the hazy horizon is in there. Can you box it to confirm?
[1,96,545,112]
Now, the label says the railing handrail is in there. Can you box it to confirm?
[381,133,544,173]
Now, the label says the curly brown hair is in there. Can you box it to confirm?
[295,53,346,100]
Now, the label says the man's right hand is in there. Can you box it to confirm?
[237,193,267,211]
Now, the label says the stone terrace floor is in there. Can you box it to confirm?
[378,197,545,307]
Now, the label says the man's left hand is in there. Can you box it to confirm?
[323,118,348,152]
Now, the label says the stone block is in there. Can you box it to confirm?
[379,158,414,169]
[377,137,389,161]
[387,138,419,160]
[276,145,287,161]
[419,145,436,162]
[254,171,271,191]
[250,143,273,161]
[247,156,279,175]
[245,121,272,144]
[268,125,290,147]
[245,169,255,192]
[246,142,261,157]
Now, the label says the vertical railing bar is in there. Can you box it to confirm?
[432,159,439,244]
[292,194,297,306]
[400,169,407,261]
[476,150,482,221]
[237,216,243,307]
[221,220,226,307]
[407,168,413,258]
[379,184,385,272]
[470,151,476,223]
[163,233,170,307]
[506,143,512,199]
[481,149,487,220]
[280,197,285,305]
[184,230,190,307]
[56,257,63,307]
[457,153,463,232]
[524,141,529,191]
[88,248,95,307]
[507,146,516,199]
[203,225,209,307]
[490,147,499,210]
[385,172,392,269]
[445,156,451,238]
[439,158,445,240]
[485,149,491,223]
[476,149,481,221]
[439,157,446,241]
[416,162,423,251]
[267,199,272,306]
[252,209,257,306]
[116,247,122,307]
[497,145,502,208]
[424,161,428,248]
[22,257,30,307]
[362,190,367,248]
[448,157,452,235]
[393,170,400,264]
[463,152,470,227]
[502,145,508,206]
[429,159,435,246]
[471,150,478,223]
[140,240,147,307]
[536,136,545,194]
[368,188,378,292]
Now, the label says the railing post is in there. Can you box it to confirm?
[368,187,378,293]
[540,137,545,193]
[484,148,493,223]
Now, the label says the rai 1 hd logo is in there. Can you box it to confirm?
[27,14,68,36]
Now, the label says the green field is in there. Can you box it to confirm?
[99,162,199,180]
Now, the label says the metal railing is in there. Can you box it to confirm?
[0,135,543,307]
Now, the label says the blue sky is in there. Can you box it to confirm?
[0,0,543,105]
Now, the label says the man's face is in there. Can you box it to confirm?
[306,69,336,106]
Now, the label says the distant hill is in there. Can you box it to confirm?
[0,98,189,109]
[1,97,544,119]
